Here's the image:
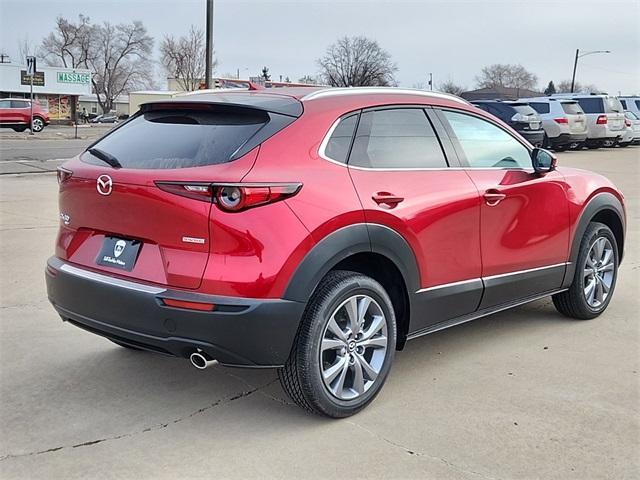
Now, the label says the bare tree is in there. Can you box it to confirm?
[298,74,319,84]
[438,79,466,96]
[16,35,36,62]
[556,80,599,94]
[475,64,538,90]
[160,26,208,91]
[40,15,94,68]
[317,36,397,87]
[41,16,154,113]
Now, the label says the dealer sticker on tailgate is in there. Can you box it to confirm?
[96,236,141,272]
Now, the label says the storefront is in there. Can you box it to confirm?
[0,63,91,123]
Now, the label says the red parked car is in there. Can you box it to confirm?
[0,98,49,132]
[46,87,626,417]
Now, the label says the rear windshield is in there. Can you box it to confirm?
[575,97,604,114]
[529,102,550,114]
[604,96,623,113]
[83,109,268,169]
[561,102,584,115]
[509,104,538,116]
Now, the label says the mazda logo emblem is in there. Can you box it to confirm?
[97,175,113,196]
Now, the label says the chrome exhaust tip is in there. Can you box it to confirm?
[190,351,218,370]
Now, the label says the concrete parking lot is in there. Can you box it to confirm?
[0,147,638,479]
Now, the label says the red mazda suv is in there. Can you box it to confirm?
[46,87,625,417]
[0,98,50,132]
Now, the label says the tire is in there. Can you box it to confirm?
[553,222,618,320]
[554,144,568,152]
[30,117,45,132]
[109,339,143,351]
[279,270,397,418]
[542,134,550,149]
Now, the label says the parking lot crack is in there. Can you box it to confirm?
[346,421,500,480]
[0,381,275,462]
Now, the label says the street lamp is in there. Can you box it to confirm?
[571,49,611,93]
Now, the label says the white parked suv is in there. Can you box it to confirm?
[619,96,640,117]
[552,94,625,149]
[521,97,588,151]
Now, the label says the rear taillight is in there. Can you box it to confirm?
[596,115,608,125]
[155,182,302,212]
[624,119,631,127]
[553,118,569,124]
[57,167,73,184]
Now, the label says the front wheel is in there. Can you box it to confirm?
[30,117,45,132]
[553,222,618,319]
[279,270,396,418]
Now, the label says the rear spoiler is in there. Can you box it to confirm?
[140,92,303,118]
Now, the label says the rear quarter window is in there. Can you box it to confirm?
[576,97,604,114]
[529,103,550,114]
[323,114,358,163]
[83,108,269,169]
[604,97,623,113]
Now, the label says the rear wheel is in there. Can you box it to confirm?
[553,222,618,320]
[279,270,396,418]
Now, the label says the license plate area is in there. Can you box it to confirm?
[96,236,141,272]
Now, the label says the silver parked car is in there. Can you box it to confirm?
[552,94,625,149]
[619,111,640,147]
[520,97,588,151]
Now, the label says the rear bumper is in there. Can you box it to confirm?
[519,130,545,146]
[550,133,587,146]
[45,257,305,367]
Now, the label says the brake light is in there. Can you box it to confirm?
[56,167,73,184]
[596,115,607,125]
[553,118,568,124]
[155,182,302,212]
[624,119,631,127]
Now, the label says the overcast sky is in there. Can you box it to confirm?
[1,0,638,94]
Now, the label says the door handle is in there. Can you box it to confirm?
[372,192,404,208]
[483,190,506,207]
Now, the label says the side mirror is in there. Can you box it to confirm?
[531,148,557,174]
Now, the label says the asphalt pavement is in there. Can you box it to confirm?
[0,125,113,174]
[0,147,638,479]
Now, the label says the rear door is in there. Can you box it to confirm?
[345,106,483,332]
[436,108,570,309]
[57,105,272,289]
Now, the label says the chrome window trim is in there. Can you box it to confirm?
[302,87,470,105]
[60,263,166,294]
[318,116,346,164]
[415,262,570,294]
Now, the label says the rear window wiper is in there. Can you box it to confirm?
[88,147,122,169]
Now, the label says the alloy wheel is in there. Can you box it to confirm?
[320,294,388,400]
[583,237,615,309]
[31,118,44,132]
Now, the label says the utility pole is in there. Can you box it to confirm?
[570,49,579,93]
[0,53,10,63]
[429,73,433,91]
[205,0,214,89]
[26,56,36,136]
[571,48,611,93]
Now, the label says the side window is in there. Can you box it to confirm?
[349,108,448,168]
[620,99,627,109]
[635,100,640,110]
[576,97,603,114]
[323,114,358,164]
[442,110,531,169]
[0,100,10,108]
[10,100,28,109]
[529,102,550,114]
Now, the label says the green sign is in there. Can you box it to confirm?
[57,71,90,84]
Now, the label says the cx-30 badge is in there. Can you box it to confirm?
[97,175,113,196]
